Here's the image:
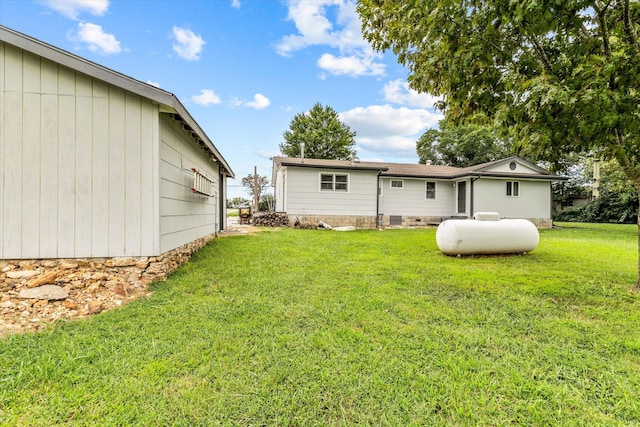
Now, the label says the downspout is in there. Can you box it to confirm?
[470,176,481,218]
[376,170,382,229]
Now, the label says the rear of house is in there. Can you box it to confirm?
[273,156,565,229]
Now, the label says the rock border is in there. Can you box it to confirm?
[1,234,215,336]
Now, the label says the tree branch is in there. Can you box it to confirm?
[622,0,640,57]
[527,36,554,74]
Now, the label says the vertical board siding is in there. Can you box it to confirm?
[75,95,93,257]
[57,94,76,257]
[21,93,41,257]
[159,116,219,253]
[0,42,4,258]
[1,42,160,258]
[40,94,58,257]
[124,93,142,256]
[107,87,126,257]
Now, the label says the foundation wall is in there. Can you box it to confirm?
[1,233,216,335]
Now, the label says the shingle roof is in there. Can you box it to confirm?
[273,156,567,180]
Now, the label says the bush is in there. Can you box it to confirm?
[555,191,638,224]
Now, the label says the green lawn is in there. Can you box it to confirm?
[1,223,640,426]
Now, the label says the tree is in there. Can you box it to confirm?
[280,102,356,160]
[241,173,270,204]
[416,122,512,167]
[358,1,640,286]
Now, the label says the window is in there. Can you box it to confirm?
[320,173,348,192]
[390,180,404,189]
[506,181,520,197]
[426,181,436,200]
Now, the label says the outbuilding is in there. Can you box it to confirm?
[1,26,234,262]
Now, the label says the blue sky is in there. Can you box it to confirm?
[0,0,443,199]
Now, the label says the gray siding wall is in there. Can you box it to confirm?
[473,178,551,219]
[379,178,455,216]
[159,116,219,253]
[1,42,159,259]
[284,167,377,215]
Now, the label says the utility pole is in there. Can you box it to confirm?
[253,165,259,212]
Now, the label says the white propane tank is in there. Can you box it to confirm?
[436,212,539,255]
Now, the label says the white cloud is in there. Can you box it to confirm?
[276,0,384,77]
[38,0,109,20]
[71,22,121,55]
[245,93,271,110]
[146,80,160,88]
[318,53,384,77]
[231,0,241,9]
[340,104,443,156]
[382,79,441,109]
[232,93,270,110]
[172,27,205,61]
[191,89,222,106]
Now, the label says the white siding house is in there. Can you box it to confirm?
[273,156,566,228]
[0,26,234,260]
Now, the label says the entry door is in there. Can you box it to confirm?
[457,181,466,214]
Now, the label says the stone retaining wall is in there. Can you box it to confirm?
[0,233,216,336]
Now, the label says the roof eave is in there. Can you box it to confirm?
[0,25,235,179]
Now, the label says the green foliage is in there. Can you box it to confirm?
[358,0,640,178]
[226,197,250,208]
[556,159,639,223]
[280,102,356,160]
[2,227,640,425]
[555,190,638,223]
[258,193,275,212]
[416,122,512,166]
[240,173,269,200]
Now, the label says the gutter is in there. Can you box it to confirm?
[376,170,382,229]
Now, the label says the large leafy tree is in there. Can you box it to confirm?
[417,122,512,167]
[280,102,356,160]
[241,173,270,201]
[358,0,640,286]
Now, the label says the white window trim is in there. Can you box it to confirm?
[390,179,404,189]
[506,181,520,197]
[319,172,350,192]
[425,181,437,201]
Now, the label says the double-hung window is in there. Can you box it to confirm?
[506,181,520,197]
[426,181,437,200]
[320,173,348,191]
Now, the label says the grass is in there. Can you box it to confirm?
[1,223,640,425]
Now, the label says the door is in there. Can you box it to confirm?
[457,181,466,214]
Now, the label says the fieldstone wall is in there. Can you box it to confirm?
[0,234,216,336]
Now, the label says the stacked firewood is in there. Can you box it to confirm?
[252,212,290,227]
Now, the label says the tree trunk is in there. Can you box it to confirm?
[637,191,640,289]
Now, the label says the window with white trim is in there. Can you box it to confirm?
[390,180,404,189]
[320,173,349,191]
[426,181,436,200]
[506,181,520,197]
